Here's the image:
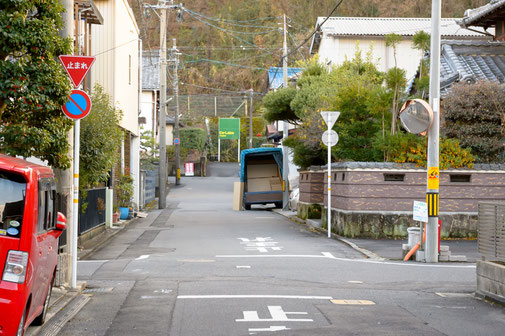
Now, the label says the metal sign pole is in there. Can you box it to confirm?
[71,119,80,289]
[327,130,332,238]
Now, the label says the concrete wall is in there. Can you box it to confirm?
[477,261,505,304]
[91,0,139,136]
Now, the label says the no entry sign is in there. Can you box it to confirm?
[62,89,92,120]
[59,55,96,88]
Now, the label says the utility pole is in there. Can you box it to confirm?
[248,89,253,149]
[144,1,183,207]
[57,0,74,288]
[171,38,181,185]
[426,0,442,263]
[281,14,290,209]
[158,7,168,208]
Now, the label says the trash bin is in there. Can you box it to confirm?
[407,227,421,249]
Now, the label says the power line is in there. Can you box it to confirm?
[181,54,267,70]
[183,8,280,29]
[266,0,345,91]
[182,7,278,56]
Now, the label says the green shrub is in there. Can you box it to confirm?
[179,128,207,152]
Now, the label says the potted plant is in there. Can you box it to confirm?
[115,174,134,220]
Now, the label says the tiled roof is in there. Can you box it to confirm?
[458,0,505,29]
[316,17,492,37]
[142,50,160,90]
[439,40,505,97]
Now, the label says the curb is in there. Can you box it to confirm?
[270,209,383,260]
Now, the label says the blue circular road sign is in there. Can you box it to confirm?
[174,138,180,145]
[62,89,92,120]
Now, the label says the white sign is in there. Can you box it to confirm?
[185,162,194,176]
[413,201,428,223]
[320,111,340,129]
[322,130,339,147]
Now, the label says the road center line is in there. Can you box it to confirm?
[177,295,333,300]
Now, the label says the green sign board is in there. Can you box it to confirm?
[219,118,240,139]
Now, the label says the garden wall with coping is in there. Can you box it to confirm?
[298,162,505,239]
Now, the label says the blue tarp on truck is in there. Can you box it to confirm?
[240,148,283,210]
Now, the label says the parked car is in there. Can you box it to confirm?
[0,155,66,336]
[240,148,284,210]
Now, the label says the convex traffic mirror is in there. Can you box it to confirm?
[399,99,434,135]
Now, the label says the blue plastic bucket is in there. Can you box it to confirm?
[119,207,129,220]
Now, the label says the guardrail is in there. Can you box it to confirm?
[478,202,505,262]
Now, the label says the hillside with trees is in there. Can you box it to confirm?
[129,0,488,95]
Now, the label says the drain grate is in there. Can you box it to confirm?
[83,287,114,294]
[38,295,90,336]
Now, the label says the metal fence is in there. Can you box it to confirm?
[78,188,106,234]
[140,170,156,208]
[478,202,505,262]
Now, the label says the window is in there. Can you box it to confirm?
[0,171,26,238]
[450,174,471,183]
[384,174,405,182]
[38,178,56,233]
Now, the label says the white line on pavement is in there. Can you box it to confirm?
[216,254,331,259]
[135,255,150,260]
[177,295,333,300]
[217,252,476,268]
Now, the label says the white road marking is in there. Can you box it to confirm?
[177,295,333,300]
[154,289,173,294]
[249,326,290,334]
[348,280,364,284]
[135,255,150,260]
[216,253,332,259]
[236,306,313,322]
[239,237,283,253]
[236,266,251,269]
[217,252,476,268]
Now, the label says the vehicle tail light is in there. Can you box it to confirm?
[2,251,29,284]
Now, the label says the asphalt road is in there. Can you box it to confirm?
[59,163,505,336]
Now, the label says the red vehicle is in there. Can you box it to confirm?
[0,155,66,336]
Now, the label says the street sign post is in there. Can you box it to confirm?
[59,57,95,289]
[59,55,96,88]
[218,118,241,162]
[62,89,92,120]
[320,111,340,238]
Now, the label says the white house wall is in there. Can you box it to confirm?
[140,91,155,135]
[90,0,139,136]
[318,36,424,81]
